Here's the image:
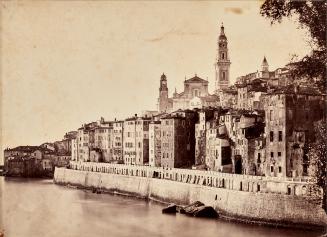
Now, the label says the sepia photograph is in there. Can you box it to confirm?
[0,0,326,236]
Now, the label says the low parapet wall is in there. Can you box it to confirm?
[69,161,318,197]
[54,167,327,228]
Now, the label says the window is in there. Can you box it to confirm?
[270,166,274,173]
[257,153,261,163]
[222,71,226,80]
[270,131,274,142]
[278,131,282,142]
[271,152,274,158]
[270,110,274,121]
[278,152,281,157]
[278,166,282,173]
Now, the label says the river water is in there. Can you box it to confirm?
[0,177,323,237]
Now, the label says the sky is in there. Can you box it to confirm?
[0,1,312,162]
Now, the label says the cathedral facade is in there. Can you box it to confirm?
[157,24,230,113]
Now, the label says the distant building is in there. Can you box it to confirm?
[5,156,36,177]
[158,73,219,113]
[3,146,57,177]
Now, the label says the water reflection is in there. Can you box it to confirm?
[0,177,323,237]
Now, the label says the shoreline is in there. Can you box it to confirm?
[58,181,326,231]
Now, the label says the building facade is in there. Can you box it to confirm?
[123,116,151,165]
[149,121,161,167]
[264,85,326,177]
[160,111,196,168]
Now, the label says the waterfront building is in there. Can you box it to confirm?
[160,110,197,168]
[77,123,93,162]
[123,115,151,165]
[263,85,326,177]
[5,156,36,177]
[3,146,62,176]
[112,120,124,163]
[71,138,78,161]
[235,113,265,175]
[75,118,115,163]
[149,121,161,167]
[94,119,114,162]
[205,111,232,172]
[194,108,215,167]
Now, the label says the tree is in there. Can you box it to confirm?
[260,1,327,217]
[308,120,327,213]
[260,0,327,91]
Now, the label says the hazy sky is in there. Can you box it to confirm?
[1,1,312,156]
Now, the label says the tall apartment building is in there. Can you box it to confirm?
[123,115,151,165]
[160,110,197,168]
[149,121,161,167]
[194,109,215,166]
[112,120,124,163]
[264,85,326,177]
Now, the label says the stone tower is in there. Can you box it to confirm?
[261,56,269,72]
[158,73,169,113]
[215,23,231,92]
[261,56,269,78]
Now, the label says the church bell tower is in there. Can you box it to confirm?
[215,23,231,92]
[158,73,169,112]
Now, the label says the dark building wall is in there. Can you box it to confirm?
[285,94,326,177]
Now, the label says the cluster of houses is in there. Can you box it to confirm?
[70,80,325,180]
[3,131,76,177]
[3,25,326,180]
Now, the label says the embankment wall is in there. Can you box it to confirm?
[54,167,327,228]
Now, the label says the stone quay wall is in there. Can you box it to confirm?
[54,161,327,228]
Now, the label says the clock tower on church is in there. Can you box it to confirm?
[215,23,231,93]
